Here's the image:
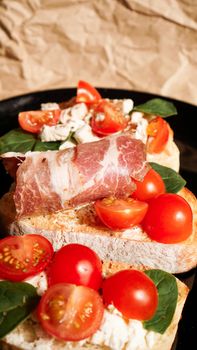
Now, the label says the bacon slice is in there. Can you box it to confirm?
[14,133,149,217]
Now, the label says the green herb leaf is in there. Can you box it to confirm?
[144,270,178,334]
[0,282,40,339]
[33,140,61,151]
[0,281,38,313]
[134,98,177,117]
[0,128,62,154]
[0,129,36,154]
[150,162,186,193]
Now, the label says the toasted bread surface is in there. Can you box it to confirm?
[0,187,196,273]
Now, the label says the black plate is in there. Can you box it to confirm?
[0,88,196,349]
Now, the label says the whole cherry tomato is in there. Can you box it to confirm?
[47,244,102,290]
[102,269,158,320]
[142,193,193,243]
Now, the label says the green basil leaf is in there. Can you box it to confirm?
[150,162,186,193]
[0,282,40,339]
[0,129,36,154]
[144,270,178,334]
[0,281,39,313]
[33,140,61,151]
[134,98,177,117]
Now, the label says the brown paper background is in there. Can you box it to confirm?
[0,0,197,105]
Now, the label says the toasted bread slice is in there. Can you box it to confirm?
[0,261,189,350]
[0,187,196,274]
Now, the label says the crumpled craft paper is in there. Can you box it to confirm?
[0,0,197,105]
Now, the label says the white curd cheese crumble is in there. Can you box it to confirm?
[41,102,60,110]
[131,111,148,144]
[122,99,134,115]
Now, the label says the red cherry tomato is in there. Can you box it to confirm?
[132,168,165,201]
[18,109,61,133]
[147,117,170,153]
[142,193,193,243]
[47,244,102,290]
[76,80,101,104]
[37,283,104,341]
[102,269,158,320]
[0,235,54,282]
[94,197,148,230]
[91,100,128,135]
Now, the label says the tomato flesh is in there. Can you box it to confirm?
[18,109,61,133]
[147,116,170,153]
[102,269,158,320]
[47,244,102,290]
[76,80,101,104]
[0,235,54,281]
[91,100,128,135]
[142,193,193,243]
[95,197,148,230]
[132,168,165,201]
[37,283,104,341]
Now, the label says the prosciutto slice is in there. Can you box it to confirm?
[14,133,149,217]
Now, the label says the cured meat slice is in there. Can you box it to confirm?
[0,152,25,178]
[14,133,149,217]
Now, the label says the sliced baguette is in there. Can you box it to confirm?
[0,261,189,350]
[0,187,196,274]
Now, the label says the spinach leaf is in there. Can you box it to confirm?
[33,140,61,151]
[0,282,40,339]
[144,270,178,334]
[0,129,36,154]
[150,162,186,193]
[134,98,177,117]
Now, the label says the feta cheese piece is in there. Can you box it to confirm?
[59,103,88,124]
[74,124,100,143]
[131,111,148,144]
[59,140,76,150]
[67,119,85,132]
[70,102,88,119]
[41,102,60,110]
[131,111,144,123]
[59,108,72,124]
[90,305,162,350]
[122,99,134,115]
[90,305,129,350]
[40,124,71,142]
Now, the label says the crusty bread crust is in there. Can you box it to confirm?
[0,261,189,350]
[0,187,196,273]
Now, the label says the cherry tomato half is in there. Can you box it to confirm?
[0,235,54,281]
[147,116,170,153]
[102,269,158,320]
[76,80,102,104]
[91,100,128,135]
[37,283,104,341]
[142,193,193,243]
[132,168,165,201]
[47,244,102,290]
[18,109,61,133]
[94,197,148,230]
